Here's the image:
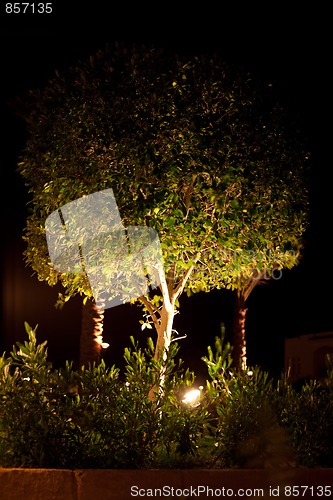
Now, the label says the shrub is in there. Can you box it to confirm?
[275,368,333,467]
[1,322,333,468]
[201,333,294,468]
[0,323,209,468]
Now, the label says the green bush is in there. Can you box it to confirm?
[0,323,209,468]
[275,370,333,467]
[1,323,333,469]
[201,334,294,468]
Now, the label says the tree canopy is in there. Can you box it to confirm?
[18,42,310,363]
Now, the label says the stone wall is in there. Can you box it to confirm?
[1,468,332,499]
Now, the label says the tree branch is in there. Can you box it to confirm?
[138,295,161,331]
[243,270,265,302]
[167,262,176,296]
[158,269,173,312]
[149,263,173,312]
[173,253,201,300]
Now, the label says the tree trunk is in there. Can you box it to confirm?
[79,298,105,368]
[154,303,175,360]
[143,259,198,399]
[232,290,247,370]
[148,301,175,400]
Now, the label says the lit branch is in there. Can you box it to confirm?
[159,269,173,311]
[167,262,177,296]
[138,295,161,331]
[173,253,201,300]
[243,270,265,302]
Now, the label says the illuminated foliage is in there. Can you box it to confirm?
[18,42,310,360]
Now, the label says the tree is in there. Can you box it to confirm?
[18,42,309,369]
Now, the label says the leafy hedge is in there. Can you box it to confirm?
[0,323,332,468]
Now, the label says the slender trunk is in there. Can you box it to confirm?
[148,301,175,400]
[154,303,175,360]
[232,290,247,370]
[79,298,105,368]
[144,258,199,399]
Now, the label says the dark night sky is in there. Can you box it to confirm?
[1,4,332,380]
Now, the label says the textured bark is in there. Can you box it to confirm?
[154,304,175,360]
[232,291,247,370]
[142,258,199,400]
[148,302,175,400]
[79,298,105,368]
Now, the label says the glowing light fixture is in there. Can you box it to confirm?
[94,336,110,349]
[182,386,203,406]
